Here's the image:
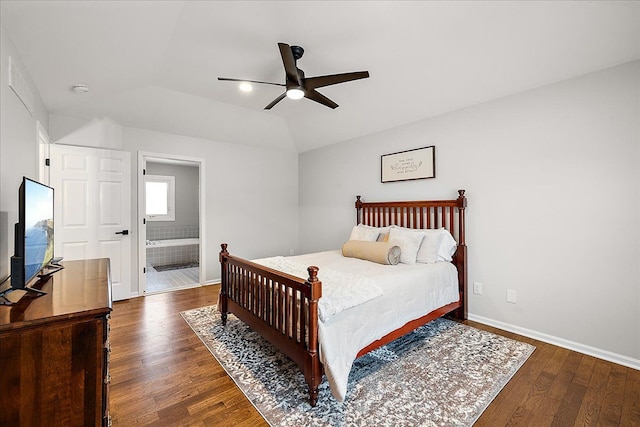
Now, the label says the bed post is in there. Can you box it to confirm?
[454,190,468,320]
[219,243,229,326]
[305,266,323,407]
[355,195,363,224]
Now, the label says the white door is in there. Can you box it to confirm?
[50,144,132,300]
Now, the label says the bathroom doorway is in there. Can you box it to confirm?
[137,152,205,295]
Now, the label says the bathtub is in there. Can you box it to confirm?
[146,238,200,248]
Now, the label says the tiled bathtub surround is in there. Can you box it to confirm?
[146,224,199,268]
[147,244,199,268]
[146,224,199,240]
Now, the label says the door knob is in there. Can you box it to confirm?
[115,230,129,235]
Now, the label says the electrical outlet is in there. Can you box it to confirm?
[506,289,517,304]
[473,282,483,295]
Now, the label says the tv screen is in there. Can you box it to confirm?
[22,177,54,284]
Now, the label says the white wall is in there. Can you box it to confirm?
[0,24,49,280]
[123,127,299,286]
[49,114,123,150]
[299,61,640,365]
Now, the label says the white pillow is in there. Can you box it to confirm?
[387,227,425,264]
[358,224,392,242]
[391,226,458,263]
[437,229,458,262]
[417,228,445,264]
[348,225,380,242]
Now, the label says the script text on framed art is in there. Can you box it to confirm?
[381,146,435,183]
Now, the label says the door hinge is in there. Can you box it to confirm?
[143,267,146,274]
[143,169,146,175]
[143,218,146,225]
[45,158,50,166]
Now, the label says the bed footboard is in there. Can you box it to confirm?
[219,243,323,406]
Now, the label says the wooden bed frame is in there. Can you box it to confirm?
[219,190,467,406]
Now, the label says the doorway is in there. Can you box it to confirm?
[137,152,205,295]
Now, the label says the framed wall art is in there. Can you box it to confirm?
[381,146,435,183]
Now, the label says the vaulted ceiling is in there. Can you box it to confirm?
[1,1,638,152]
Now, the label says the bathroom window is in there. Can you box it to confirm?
[145,175,175,221]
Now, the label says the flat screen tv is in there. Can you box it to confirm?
[1,177,61,303]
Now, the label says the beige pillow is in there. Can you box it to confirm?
[342,240,401,265]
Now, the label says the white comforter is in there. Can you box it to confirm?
[253,256,383,322]
[286,250,459,402]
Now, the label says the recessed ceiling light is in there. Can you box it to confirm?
[72,84,89,93]
[239,82,253,93]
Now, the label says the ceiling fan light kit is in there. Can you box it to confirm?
[286,87,305,99]
[239,82,253,92]
[219,42,369,110]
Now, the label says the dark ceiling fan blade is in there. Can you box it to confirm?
[305,89,339,109]
[278,43,300,85]
[218,77,285,87]
[264,93,287,110]
[305,71,369,89]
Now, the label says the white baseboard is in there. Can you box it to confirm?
[467,313,640,371]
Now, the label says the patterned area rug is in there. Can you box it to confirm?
[181,306,535,427]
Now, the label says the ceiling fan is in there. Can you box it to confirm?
[218,43,369,110]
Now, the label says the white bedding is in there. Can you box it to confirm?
[287,250,459,402]
[253,256,383,322]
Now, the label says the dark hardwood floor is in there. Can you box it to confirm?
[109,285,640,426]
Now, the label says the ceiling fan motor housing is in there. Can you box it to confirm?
[291,45,304,60]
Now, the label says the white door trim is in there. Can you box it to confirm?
[137,151,206,295]
[36,121,50,185]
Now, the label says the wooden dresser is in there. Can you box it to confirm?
[0,258,112,427]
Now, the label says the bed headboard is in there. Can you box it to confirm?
[355,190,468,319]
[355,190,466,243]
